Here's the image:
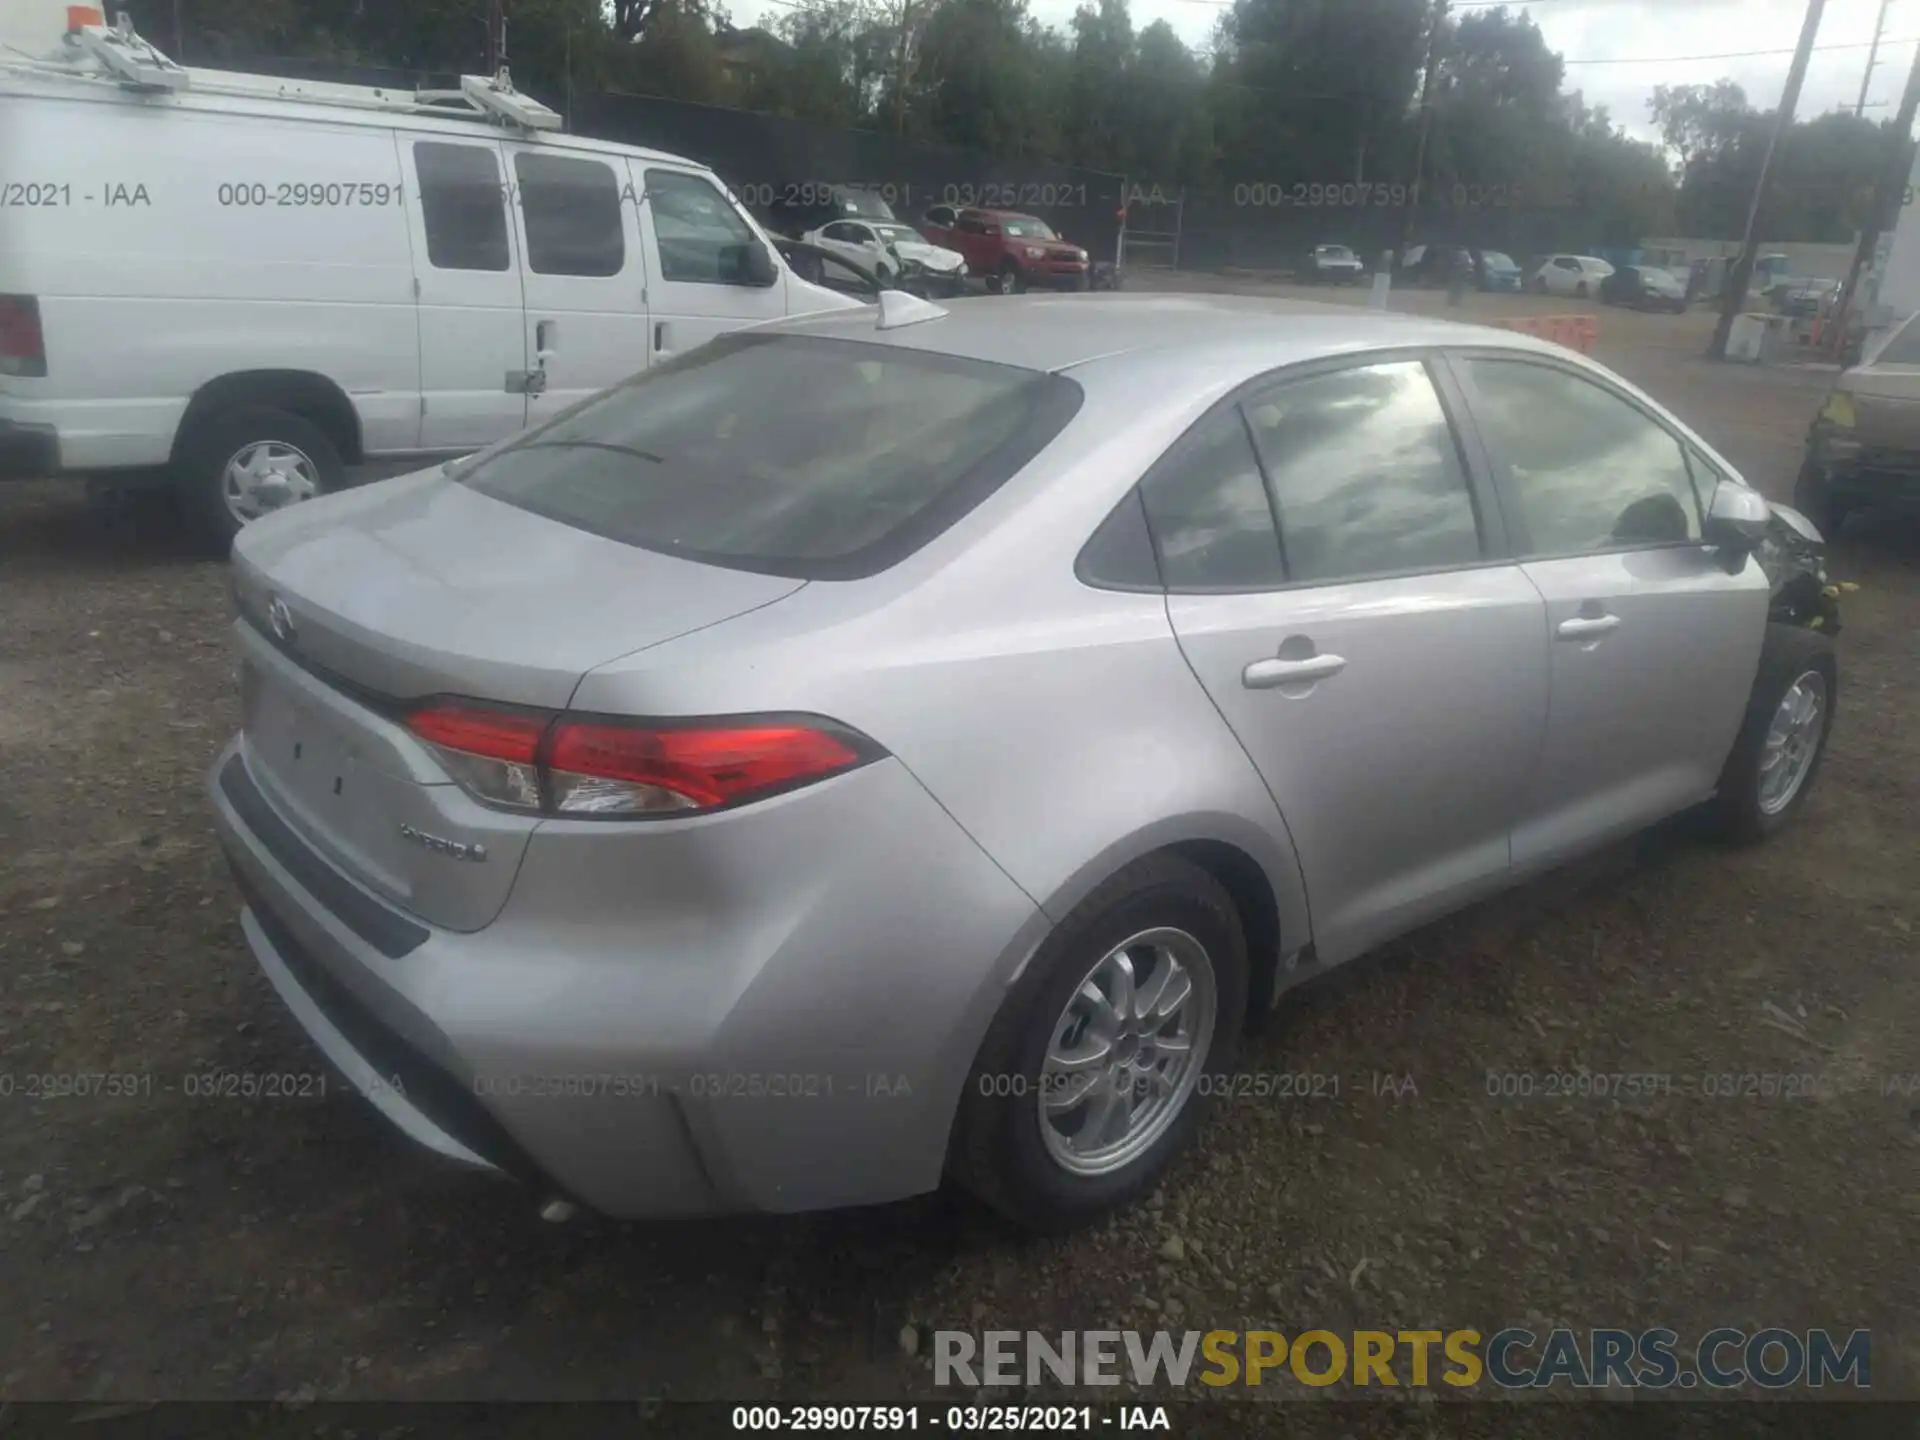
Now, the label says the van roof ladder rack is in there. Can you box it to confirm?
[3,10,563,131]
[67,11,188,92]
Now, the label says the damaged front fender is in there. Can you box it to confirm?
[1757,502,1847,635]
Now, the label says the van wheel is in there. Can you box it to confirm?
[178,406,341,549]
[1704,624,1837,843]
[951,855,1247,1233]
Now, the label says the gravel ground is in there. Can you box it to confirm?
[1,288,1916,1418]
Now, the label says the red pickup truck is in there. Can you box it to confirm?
[919,205,1090,293]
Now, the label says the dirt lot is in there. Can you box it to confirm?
[1,282,1917,1417]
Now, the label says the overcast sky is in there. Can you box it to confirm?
[731,0,1919,148]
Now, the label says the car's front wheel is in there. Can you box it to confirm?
[952,855,1248,1233]
[1705,623,1838,843]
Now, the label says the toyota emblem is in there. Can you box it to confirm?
[267,595,296,645]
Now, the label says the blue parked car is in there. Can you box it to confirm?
[1478,250,1523,292]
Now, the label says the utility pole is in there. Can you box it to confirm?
[1856,0,1894,118]
[891,0,919,136]
[1400,0,1448,256]
[1708,0,1829,361]
[484,0,505,74]
[1830,34,1920,359]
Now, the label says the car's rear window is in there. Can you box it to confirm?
[455,333,1084,580]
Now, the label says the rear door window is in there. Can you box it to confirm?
[1241,361,1483,584]
[415,141,511,272]
[1139,410,1286,590]
[454,334,1083,579]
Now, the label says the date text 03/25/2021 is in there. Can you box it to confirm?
[729,1405,1170,1433]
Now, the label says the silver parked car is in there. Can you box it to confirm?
[211,293,1839,1233]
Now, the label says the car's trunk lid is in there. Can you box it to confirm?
[228,468,805,931]
[231,468,805,711]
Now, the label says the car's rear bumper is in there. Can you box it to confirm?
[1810,455,1920,511]
[208,735,1046,1218]
[0,417,59,481]
[1030,264,1090,291]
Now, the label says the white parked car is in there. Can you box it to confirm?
[1531,254,1616,300]
[0,17,860,542]
[802,218,968,296]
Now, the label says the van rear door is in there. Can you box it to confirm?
[502,142,651,419]
[400,135,529,451]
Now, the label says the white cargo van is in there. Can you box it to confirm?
[0,16,861,540]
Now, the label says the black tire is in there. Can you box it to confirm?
[951,855,1249,1233]
[1532,276,1549,295]
[1792,461,1850,541]
[1575,280,1590,299]
[995,260,1025,296]
[1703,624,1838,844]
[176,405,342,551]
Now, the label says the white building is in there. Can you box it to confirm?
[1864,146,1920,338]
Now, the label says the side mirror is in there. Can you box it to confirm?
[1703,480,1772,552]
[732,239,779,288]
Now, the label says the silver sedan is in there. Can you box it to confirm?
[210,292,1838,1232]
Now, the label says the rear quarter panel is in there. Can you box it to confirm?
[568,364,1314,984]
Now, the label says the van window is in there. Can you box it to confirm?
[644,169,768,287]
[414,142,511,272]
[514,152,625,277]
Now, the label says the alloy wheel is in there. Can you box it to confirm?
[1758,670,1829,816]
[1037,927,1216,1177]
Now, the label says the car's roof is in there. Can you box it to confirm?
[964,207,1043,221]
[771,292,1564,375]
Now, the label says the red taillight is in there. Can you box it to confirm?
[406,704,546,764]
[0,296,47,378]
[403,702,874,818]
[549,721,864,813]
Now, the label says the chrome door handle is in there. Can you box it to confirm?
[1243,653,1347,689]
[1556,615,1621,640]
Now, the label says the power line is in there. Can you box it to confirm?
[1563,36,1919,65]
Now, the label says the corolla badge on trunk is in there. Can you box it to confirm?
[266,594,296,645]
[399,824,488,863]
